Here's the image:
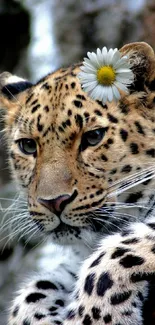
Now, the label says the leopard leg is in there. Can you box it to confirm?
[9,245,84,325]
[65,218,155,325]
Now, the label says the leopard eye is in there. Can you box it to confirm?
[17,138,37,155]
[80,127,108,151]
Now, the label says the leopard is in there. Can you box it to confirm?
[1,42,155,325]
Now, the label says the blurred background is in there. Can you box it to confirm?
[0,0,154,323]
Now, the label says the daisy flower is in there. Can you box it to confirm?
[78,47,134,103]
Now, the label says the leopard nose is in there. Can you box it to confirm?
[38,194,71,216]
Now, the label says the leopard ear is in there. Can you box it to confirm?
[120,42,155,92]
[0,72,32,111]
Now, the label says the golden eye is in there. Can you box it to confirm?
[80,127,108,151]
[17,138,37,155]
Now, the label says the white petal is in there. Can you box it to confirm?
[89,86,102,100]
[79,72,97,82]
[82,80,98,87]
[81,67,96,74]
[112,85,121,100]
[102,47,108,56]
[116,74,132,81]
[89,87,105,101]
[97,48,104,65]
[116,75,134,85]
[90,86,101,101]
[83,58,98,68]
[87,52,100,68]
[83,58,97,70]
[107,48,118,65]
[114,62,130,70]
[114,81,129,92]
[82,81,98,92]
[94,84,105,99]
[79,72,96,80]
[81,65,96,73]
[113,57,129,70]
[116,68,133,74]
[110,50,121,66]
[107,86,113,102]
[106,49,114,65]
[116,71,134,81]
[102,47,108,65]
[101,86,109,103]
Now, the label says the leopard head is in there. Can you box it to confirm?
[1,42,155,246]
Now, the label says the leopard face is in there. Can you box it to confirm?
[1,42,155,245]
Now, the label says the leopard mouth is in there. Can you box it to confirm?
[41,218,105,236]
[34,217,84,235]
[51,222,82,235]
[46,222,84,243]
[33,211,111,235]
[33,203,116,235]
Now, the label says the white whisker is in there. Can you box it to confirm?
[108,172,155,197]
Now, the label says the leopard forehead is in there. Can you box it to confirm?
[11,65,140,139]
[18,66,109,139]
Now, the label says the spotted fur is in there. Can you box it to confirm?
[1,43,155,324]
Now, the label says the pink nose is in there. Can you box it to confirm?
[38,194,71,215]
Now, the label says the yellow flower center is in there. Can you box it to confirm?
[97,66,116,86]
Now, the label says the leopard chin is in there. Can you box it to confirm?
[50,224,99,249]
[34,217,100,247]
